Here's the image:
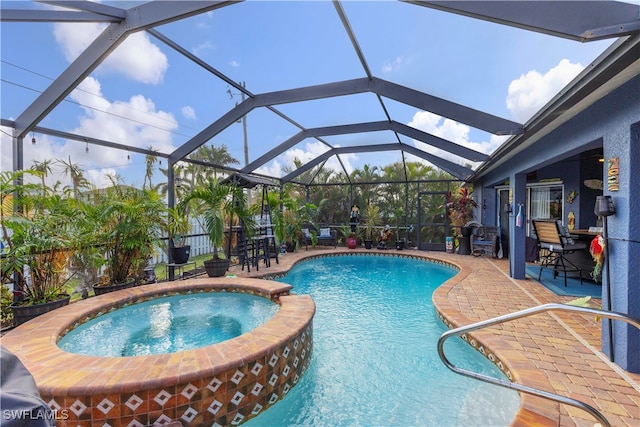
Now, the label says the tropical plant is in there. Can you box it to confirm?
[178,178,254,261]
[337,225,353,246]
[1,170,86,305]
[166,205,191,247]
[267,186,317,251]
[91,177,166,287]
[447,187,478,227]
[363,204,381,241]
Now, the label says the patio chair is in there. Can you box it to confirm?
[471,225,498,257]
[531,219,586,286]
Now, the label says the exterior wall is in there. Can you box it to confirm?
[474,75,640,372]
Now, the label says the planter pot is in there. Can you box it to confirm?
[346,237,357,249]
[285,242,296,253]
[11,294,70,326]
[204,258,230,277]
[364,239,373,249]
[395,240,405,250]
[461,226,473,237]
[93,280,135,296]
[171,245,191,264]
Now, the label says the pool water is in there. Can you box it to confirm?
[246,254,520,427]
[58,293,279,357]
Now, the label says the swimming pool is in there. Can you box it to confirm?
[247,254,520,426]
[58,293,279,357]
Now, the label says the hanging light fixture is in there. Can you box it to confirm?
[31,132,36,145]
[85,138,89,153]
[127,149,130,161]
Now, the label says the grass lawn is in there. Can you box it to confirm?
[153,252,217,281]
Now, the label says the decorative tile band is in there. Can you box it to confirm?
[258,251,459,281]
[435,310,513,381]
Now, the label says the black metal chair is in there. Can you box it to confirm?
[532,219,586,286]
[471,225,498,257]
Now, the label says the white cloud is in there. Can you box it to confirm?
[255,159,283,179]
[70,77,177,154]
[506,59,584,123]
[255,141,356,178]
[53,22,168,85]
[230,60,240,68]
[181,106,197,120]
[404,59,585,166]
[193,41,215,57]
[407,111,506,167]
[0,77,179,189]
[382,56,406,73]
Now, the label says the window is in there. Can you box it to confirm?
[527,184,563,236]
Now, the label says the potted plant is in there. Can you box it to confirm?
[446,187,478,255]
[179,178,254,277]
[1,170,83,324]
[276,194,317,253]
[346,232,358,249]
[363,204,381,249]
[446,187,478,230]
[283,209,300,252]
[91,179,166,295]
[337,225,356,248]
[166,206,192,264]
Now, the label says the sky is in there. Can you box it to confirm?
[0,0,621,190]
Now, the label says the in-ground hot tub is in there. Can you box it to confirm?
[1,278,315,426]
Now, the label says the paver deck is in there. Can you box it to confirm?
[235,247,640,427]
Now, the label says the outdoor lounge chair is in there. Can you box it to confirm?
[471,225,498,257]
[302,226,337,249]
[532,219,586,286]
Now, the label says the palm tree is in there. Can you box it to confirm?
[351,164,380,207]
[143,146,159,190]
[191,144,239,182]
[57,156,89,198]
[178,178,254,276]
[30,159,56,193]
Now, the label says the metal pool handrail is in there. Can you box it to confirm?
[437,303,640,427]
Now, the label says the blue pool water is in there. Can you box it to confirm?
[58,293,279,357]
[246,254,520,427]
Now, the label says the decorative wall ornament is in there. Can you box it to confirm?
[607,157,619,191]
[584,179,603,190]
